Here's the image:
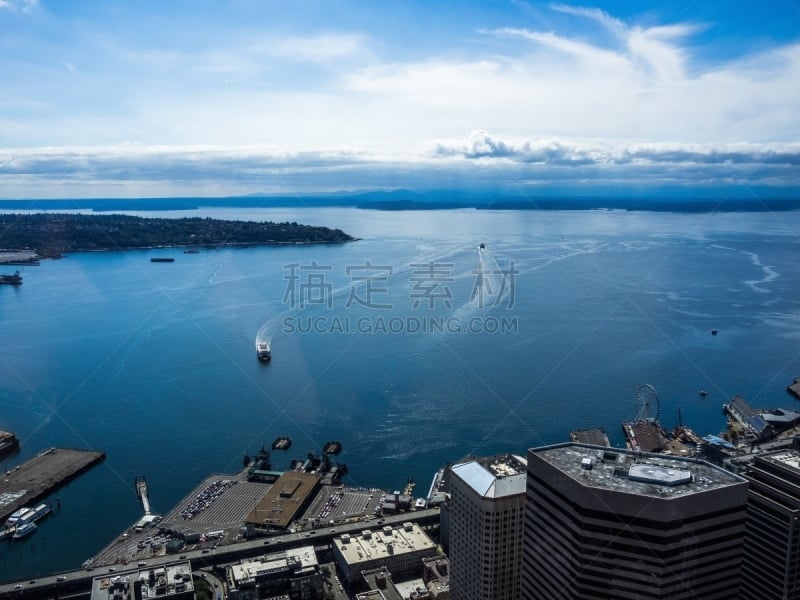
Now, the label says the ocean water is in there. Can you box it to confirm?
[1,207,800,579]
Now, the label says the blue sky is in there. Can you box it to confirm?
[1,0,799,199]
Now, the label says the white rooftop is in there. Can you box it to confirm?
[451,455,527,499]
[334,522,435,566]
[764,450,800,471]
[230,545,318,584]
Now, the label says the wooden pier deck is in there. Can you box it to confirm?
[0,447,105,522]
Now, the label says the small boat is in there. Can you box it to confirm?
[12,521,37,539]
[256,341,271,361]
[0,270,22,285]
[272,436,291,450]
[711,328,718,336]
[150,257,175,263]
[699,390,709,397]
[323,441,342,455]
[479,242,485,250]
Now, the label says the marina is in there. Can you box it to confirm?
[89,456,428,569]
[0,447,105,523]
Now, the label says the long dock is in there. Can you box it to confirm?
[0,447,105,523]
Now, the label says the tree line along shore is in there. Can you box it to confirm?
[0,213,354,258]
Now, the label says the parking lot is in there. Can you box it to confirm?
[300,486,384,526]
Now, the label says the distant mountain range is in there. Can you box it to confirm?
[2,190,799,212]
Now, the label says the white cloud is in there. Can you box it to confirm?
[1,135,799,199]
[1,4,798,198]
[0,0,36,11]
[262,33,368,63]
[550,3,625,33]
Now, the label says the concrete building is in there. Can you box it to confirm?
[739,449,800,599]
[522,443,749,600]
[226,546,322,600]
[332,522,437,584]
[421,556,450,600]
[90,561,194,600]
[447,454,527,600]
[356,567,405,600]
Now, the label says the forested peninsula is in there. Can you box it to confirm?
[0,213,354,258]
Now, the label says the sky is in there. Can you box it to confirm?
[1,0,799,200]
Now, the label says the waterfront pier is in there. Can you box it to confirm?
[0,447,105,523]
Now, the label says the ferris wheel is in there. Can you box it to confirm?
[634,383,660,423]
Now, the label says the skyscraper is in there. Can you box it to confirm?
[522,443,749,600]
[739,449,800,599]
[448,454,527,600]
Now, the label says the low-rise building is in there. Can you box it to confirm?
[90,561,194,600]
[332,522,437,584]
[226,546,322,600]
[421,556,450,599]
[357,567,404,600]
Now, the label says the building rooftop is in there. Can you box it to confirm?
[358,567,403,600]
[334,522,435,566]
[244,471,320,529]
[229,545,318,586]
[761,449,800,471]
[531,443,746,498]
[450,454,527,499]
[90,561,193,600]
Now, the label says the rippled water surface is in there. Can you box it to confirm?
[1,207,799,578]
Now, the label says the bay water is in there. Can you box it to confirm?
[1,207,799,579]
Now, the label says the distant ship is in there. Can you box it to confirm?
[150,257,175,263]
[272,436,291,450]
[256,341,271,361]
[12,521,37,539]
[0,270,22,285]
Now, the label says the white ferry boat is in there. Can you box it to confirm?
[12,521,37,539]
[20,503,51,524]
[256,341,271,361]
[5,507,34,527]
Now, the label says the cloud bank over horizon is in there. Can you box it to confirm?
[0,1,798,199]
